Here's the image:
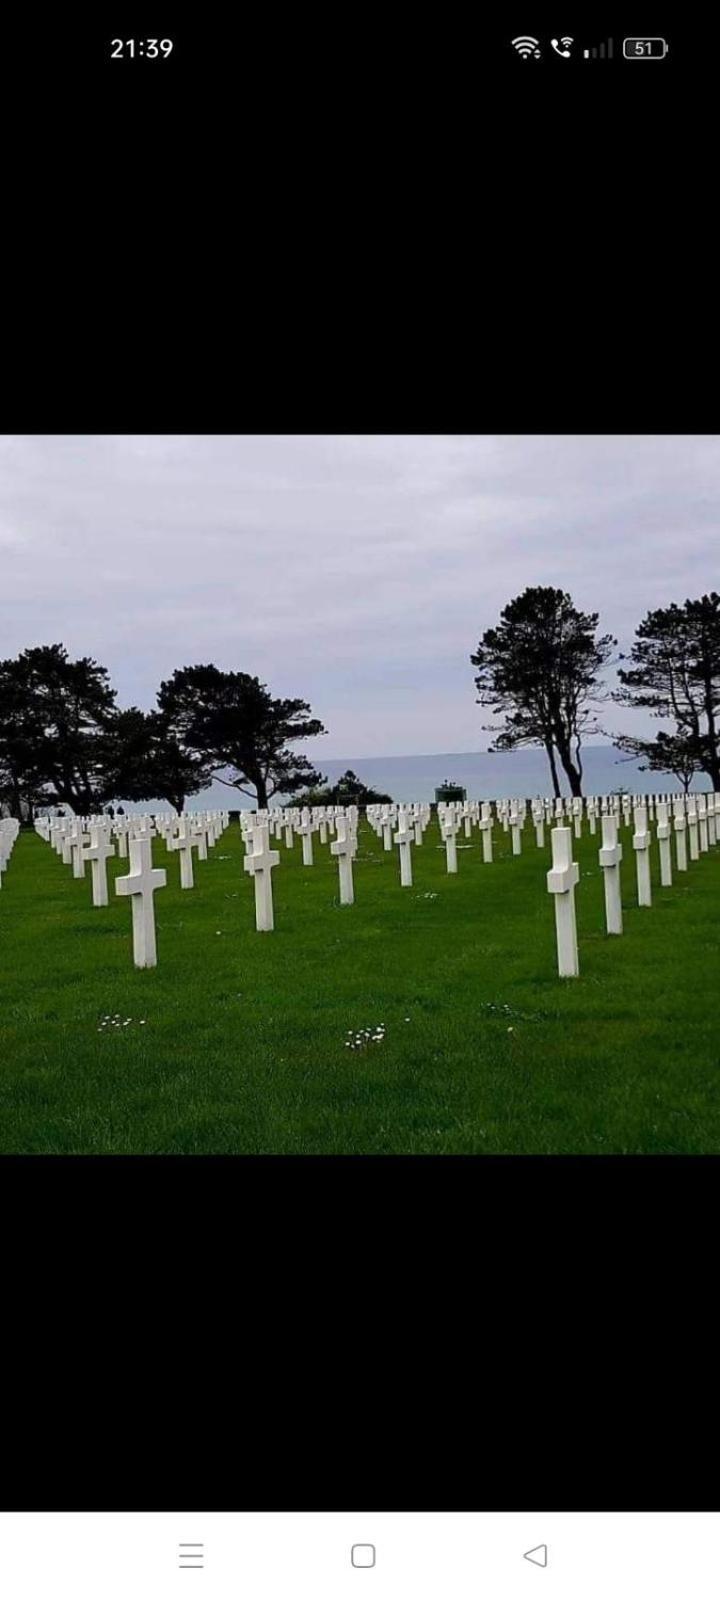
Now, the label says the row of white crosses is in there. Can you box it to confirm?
[218,791,719,952]
[29,788,717,969]
[113,812,228,965]
[35,810,229,967]
[0,818,20,888]
[240,805,361,922]
[547,793,720,977]
[438,790,720,865]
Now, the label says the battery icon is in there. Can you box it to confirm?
[623,38,669,58]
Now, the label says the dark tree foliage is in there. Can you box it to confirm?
[0,644,118,816]
[98,708,213,814]
[293,769,393,808]
[614,729,700,794]
[0,664,49,820]
[613,593,720,789]
[157,664,327,809]
[471,587,616,797]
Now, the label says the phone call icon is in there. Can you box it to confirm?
[550,37,573,56]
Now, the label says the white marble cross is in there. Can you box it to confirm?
[673,797,688,871]
[686,796,700,861]
[655,801,673,888]
[83,826,115,907]
[115,835,167,968]
[70,823,87,880]
[510,802,523,856]
[381,809,394,852]
[190,819,208,861]
[331,815,355,905]
[243,824,280,932]
[697,794,709,852]
[441,815,458,874]
[571,797,583,839]
[547,826,580,977]
[711,793,719,845]
[114,821,129,858]
[52,823,68,858]
[479,802,493,863]
[394,809,414,887]
[171,822,201,889]
[297,809,315,867]
[598,814,623,934]
[0,831,14,874]
[532,802,545,849]
[632,803,652,906]
[707,793,718,847]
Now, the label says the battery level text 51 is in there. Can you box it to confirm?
[623,38,669,58]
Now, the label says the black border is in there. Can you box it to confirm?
[2,3,717,1516]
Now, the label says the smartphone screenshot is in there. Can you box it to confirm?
[0,8,715,1589]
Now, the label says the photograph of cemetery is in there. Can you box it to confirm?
[1,434,719,1154]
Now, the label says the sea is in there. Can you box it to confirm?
[109,745,712,813]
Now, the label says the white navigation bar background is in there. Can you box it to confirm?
[1,1512,716,1599]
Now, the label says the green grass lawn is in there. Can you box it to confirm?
[1,817,719,1153]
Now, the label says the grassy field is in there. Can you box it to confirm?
[1,816,719,1154]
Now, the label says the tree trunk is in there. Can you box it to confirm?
[544,741,561,798]
[555,740,583,797]
[254,774,268,809]
[699,745,720,789]
[574,735,584,789]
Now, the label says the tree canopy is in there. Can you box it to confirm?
[613,593,720,789]
[157,665,327,809]
[614,728,700,794]
[293,769,393,808]
[471,587,616,797]
[96,708,214,814]
[0,644,118,815]
[0,647,327,819]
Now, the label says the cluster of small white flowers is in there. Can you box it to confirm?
[345,1023,386,1050]
[97,1013,147,1032]
[416,891,438,900]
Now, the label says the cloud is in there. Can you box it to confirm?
[0,434,717,756]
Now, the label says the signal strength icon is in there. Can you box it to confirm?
[583,38,614,58]
[511,35,541,58]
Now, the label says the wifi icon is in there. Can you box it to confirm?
[511,35,541,58]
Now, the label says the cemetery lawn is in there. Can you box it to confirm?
[2,821,720,1154]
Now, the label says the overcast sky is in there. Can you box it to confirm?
[1,434,717,758]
